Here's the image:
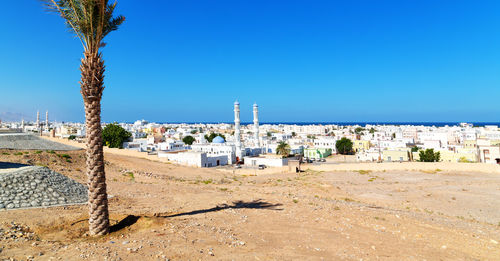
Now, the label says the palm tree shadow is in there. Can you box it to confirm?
[110,199,282,233]
[162,199,283,218]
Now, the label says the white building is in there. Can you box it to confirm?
[244,154,289,167]
[191,136,237,164]
[158,151,228,167]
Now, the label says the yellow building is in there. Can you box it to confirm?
[490,140,500,146]
[352,140,370,152]
[412,150,477,163]
[463,140,477,149]
[383,149,410,162]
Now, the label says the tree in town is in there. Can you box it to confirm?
[204,133,226,142]
[336,137,353,155]
[182,135,196,145]
[276,141,291,157]
[43,0,125,235]
[418,149,441,162]
[369,127,375,134]
[102,123,131,149]
[354,127,364,134]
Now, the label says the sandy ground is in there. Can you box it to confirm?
[1,148,500,260]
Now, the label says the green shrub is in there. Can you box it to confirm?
[58,154,72,159]
[418,149,441,162]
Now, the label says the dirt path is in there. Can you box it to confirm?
[1,149,499,260]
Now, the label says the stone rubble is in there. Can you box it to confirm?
[0,166,88,210]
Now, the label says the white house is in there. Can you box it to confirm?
[158,151,228,167]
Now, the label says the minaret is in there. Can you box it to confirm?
[36,111,40,129]
[45,110,49,131]
[253,103,260,147]
[21,118,25,131]
[234,101,242,160]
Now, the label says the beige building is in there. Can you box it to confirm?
[383,148,410,162]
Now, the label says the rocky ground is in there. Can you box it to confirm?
[0,165,87,210]
[1,148,500,260]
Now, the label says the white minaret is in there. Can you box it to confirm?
[45,110,49,131]
[36,110,40,129]
[253,103,260,147]
[21,118,25,131]
[234,101,243,160]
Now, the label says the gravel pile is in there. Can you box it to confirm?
[0,133,80,151]
[0,166,88,210]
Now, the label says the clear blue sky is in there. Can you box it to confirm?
[1,0,499,123]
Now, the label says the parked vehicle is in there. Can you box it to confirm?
[258,164,266,170]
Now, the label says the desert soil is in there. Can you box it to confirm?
[1,148,499,260]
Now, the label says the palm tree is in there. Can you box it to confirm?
[43,0,125,236]
[276,141,291,157]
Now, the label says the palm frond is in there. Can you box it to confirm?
[42,0,125,52]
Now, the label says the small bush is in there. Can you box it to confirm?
[202,179,213,184]
[58,154,72,159]
[123,172,135,181]
[2,152,10,155]
[47,150,56,154]
[14,152,23,156]
[35,150,43,154]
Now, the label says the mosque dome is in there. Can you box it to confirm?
[212,136,225,143]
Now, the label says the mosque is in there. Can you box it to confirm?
[160,101,264,167]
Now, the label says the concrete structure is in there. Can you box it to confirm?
[45,111,49,131]
[356,149,380,162]
[234,101,243,160]
[477,140,500,164]
[313,137,337,153]
[383,148,411,162]
[123,139,148,152]
[253,103,260,147]
[36,111,40,130]
[158,139,188,152]
[244,154,289,167]
[191,138,237,165]
[304,148,332,159]
[158,151,228,167]
[352,140,370,152]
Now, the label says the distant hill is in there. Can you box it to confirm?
[0,112,32,122]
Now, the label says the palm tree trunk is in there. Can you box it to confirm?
[81,51,109,235]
